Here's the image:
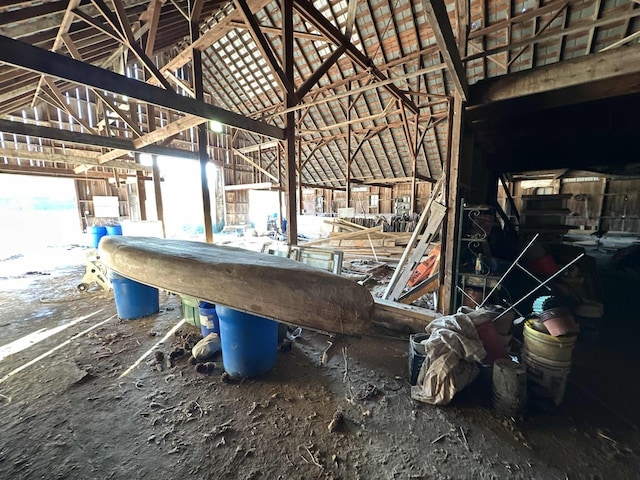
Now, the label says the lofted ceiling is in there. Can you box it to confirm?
[0,0,638,186]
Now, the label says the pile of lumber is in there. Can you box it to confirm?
[299,219,430,261]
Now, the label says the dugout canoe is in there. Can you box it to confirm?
[98,236,374,335]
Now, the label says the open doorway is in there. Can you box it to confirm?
[0,174,80,258]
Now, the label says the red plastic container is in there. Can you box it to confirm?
[476,321,509,364]
[538,308,579,336]
[528,253,559,278]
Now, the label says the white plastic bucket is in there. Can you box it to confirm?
[492,358,527,418]
[522,350,571,406]
[523,320,577,362]
[409,333,429,386]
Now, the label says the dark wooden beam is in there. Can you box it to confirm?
[301,181,345,191]
[350,126,386,161]
[190,0,205,21]
[296,45,346,100]
[283,0,298,245]
[0,118,199,160]
[346,90,352,208]
[420,0,469,101]
[469,43,640,106]
[442,92,463,314]
[294,0,420,115]
[0,34,285,140]
[191,16,214,244]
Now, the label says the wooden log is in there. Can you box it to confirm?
[99,237,373,335]
[372,298,440,334]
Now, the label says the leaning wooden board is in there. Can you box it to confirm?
[99,236,374,335]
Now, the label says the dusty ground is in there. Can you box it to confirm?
[1,246,639,479]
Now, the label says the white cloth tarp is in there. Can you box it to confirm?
[411,309,486,405]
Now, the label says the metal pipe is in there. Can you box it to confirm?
[479,233,539,308]
[515,263,552,292]
[456,285,480,307]
[492,253,585,321]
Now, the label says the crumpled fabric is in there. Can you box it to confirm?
[411,309,486,405]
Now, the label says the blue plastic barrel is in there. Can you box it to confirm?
[110,271,159,319]
[90,226,107,248]
[199,302,220,337]
[216,305,278,378]
[106,224,123,236]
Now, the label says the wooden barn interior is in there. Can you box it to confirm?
[1,0,639,477]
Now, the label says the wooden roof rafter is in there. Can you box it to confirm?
[2,0,639,186]
[288,11,357,185]
[421,0,470,100]
[154,0,271,83]
[0,34,285,137]
[89,0,173,89]
[202,47,267,115]
[293,0,420,115]
[464,1,640,64]
[60,32,145,138]
[359,0,407,179]
[232,0,296,97]
[0,145,151,172]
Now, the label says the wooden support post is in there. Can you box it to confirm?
[283,0,298,245]
[597,177,609,231]
[192,21,213,243]
[133,153,148,221]
[410,170,417,214]
[136,170,148,220]
[297,139,303,216]
[408,114,420,214]
[499,174,520,223]
[346,91,352,209]
[151,155,166,238]
[213,164,225,232]
[441,92,464,314]
[73,180,86,233]
[147,105,166,237]
[277,145,284,228]
[197,121,213,242]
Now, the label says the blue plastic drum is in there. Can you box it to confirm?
[110,271,159,319]
[216,305,278,378]
[89,226,107,248]
[106,224,123,236]
[199,302,220,337]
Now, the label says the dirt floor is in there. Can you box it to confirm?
[1,245,639,479]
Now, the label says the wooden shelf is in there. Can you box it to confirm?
[520,194,573,238]
[521,194,573,200]
[522,209,571,215]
